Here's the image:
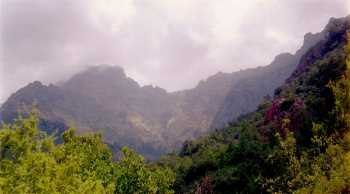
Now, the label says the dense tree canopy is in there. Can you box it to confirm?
[159,33,350,194]
[0,18,349,194]
[0,112,175,194]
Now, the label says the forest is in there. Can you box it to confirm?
[0,17,350,194]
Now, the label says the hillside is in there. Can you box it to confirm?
[0,12,349,194]
[160,15,350,194]
[0,27,325,158]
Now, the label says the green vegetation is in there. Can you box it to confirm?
[0,112,175,194]
[1,18,349,194]
[158,33,350,193]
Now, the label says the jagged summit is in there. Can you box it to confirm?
[64,65,129,85]
[2,15,348,159]
[288,15,350,82]
[169,15,350,194]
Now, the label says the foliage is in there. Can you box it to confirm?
[292,32,350,194]
[114,147,175,194]
[1,16,349,194]
[0,112,174,194]
[162,29,350,194]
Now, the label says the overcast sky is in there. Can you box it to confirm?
[1,0,349,103]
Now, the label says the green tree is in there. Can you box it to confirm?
[0,112,175,194]
[114,147,175,194]
[294,32,350,194]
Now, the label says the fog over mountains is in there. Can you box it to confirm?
[2,0,349,104]
[1,6,349,192]
[0,18,331,158]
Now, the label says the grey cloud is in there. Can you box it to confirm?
[1,0,349,102]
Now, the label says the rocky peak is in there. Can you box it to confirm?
[62,65,140,97]
[64,65,128,85]
[325,16,350,35]
[288,15,350,81]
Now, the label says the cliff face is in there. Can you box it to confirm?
[1,64,289,158]
[1,16,344,158]
[210,27,327,129]
[169,15,350,194]
[288,16,350,81]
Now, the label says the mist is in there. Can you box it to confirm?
[1,0,349,103]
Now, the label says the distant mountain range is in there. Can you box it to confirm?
[169,15,350,193]
[0,17,332,159]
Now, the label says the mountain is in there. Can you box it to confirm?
[1,66,173,158]
[211,29,327,129]
[0,20,328,159]
[161,15,350,194]
[1,14,348,194]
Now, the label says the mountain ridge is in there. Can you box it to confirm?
[1,16,344,158]
[164,15,350,194]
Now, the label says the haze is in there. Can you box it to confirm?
[1,0,349,103]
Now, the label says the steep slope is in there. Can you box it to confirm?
[0,19,326,159]
[1,66,174,158]
[211,53,298,129]
[0,81,69,135]
[211,29,326,129]
[0,63,300,158]
[61,66,175,157]
[162,15,350,194]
